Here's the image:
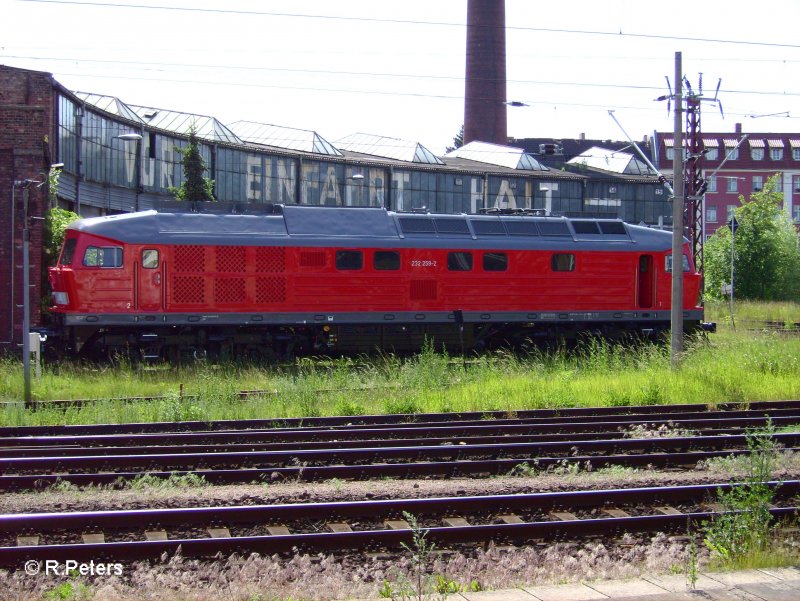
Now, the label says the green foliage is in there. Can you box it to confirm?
[400,511,436,601]
[444,124,464,153]
[43,207,79,265]
[703,422,779,567]
[169,126,215,202]
[704,174,800,301]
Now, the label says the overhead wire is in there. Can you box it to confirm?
[17,0,800,50]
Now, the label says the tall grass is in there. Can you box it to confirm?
[2,302,799,426]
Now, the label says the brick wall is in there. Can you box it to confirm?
[0,66,56,352]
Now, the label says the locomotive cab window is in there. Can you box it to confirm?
[59,238,77,266]
[551,253,575,272]
[142,249,159,269]
[83,246,123,268]
[665,254,691,273]
[336,250,363,270]
[374,250,400,271]
[447,252,473,271]
[483,252,508,272]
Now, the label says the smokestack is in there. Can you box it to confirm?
[464,0,507,145]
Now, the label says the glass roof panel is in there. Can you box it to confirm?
[336,133,444,165]
[228,121,342,156]
[127,105,242,144]
[75,92,144,123]
[567,146,654,176]
[445,141,548,171]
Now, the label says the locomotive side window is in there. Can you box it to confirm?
[336,250,363,270]
[447,252,473,271]
[142,249,159,269]
[551,253,575,272]
[82,246,123,268]
[59,238,77,266]
[665,255,691,273]
[483,252,508,272]
[374,250,400,271]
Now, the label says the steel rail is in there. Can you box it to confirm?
[3,411,799,449]
[4,400,800,438]
[3,432,799,474]
[2,480,797,532]
[0,426,771,458]
[0,507,796,566]
[2,447,797,490]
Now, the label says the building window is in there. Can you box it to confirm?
[707,176,717,193]
[726,178,738,193]
[769,174,782,193]
[753,176,763,192]
[551,253,576,272]
[665,148,674,161]
[726,147,739,160]
[793,148,800,160]
[447,252,473,271]
[706,206,717,222]
[483,252,508,272]
[705,147,719,160]
[373,251,400,271]
[751,147,764,161]
[726,205,736,222]
[771,148,784,161]
[335,250,363,270]
[794,205,800,223]
[793,175,800,193]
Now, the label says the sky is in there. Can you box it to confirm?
[3,0,800,155]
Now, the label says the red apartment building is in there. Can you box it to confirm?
[654,124,800,239]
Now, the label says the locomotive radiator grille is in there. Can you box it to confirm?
[174,246,206,272]
[256,277,287,303]
[215,246,247,273]
[256,247,286,272]
[172,276,205,304]
[214,278,247,304]
[410,279,438,301]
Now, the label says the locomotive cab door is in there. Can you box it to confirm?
[138,249,163,311]
[637,255,654,309]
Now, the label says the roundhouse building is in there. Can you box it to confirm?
[2,64,668,351]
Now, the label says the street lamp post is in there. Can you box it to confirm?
[16,179,41,406]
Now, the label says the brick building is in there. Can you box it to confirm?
[653,123,800,238]
[0,66,55,353]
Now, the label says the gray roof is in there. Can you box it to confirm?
[70,205,676,251]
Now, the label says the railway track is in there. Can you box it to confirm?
[1,400,799,490]
[2,480,798,567]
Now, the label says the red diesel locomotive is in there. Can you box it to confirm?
[47,204,707,360]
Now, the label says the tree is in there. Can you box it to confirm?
[169,125,215,201]
[704,174,800,301]
[445,125,464,153]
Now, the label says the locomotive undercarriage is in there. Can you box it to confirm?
[44,318,688,363]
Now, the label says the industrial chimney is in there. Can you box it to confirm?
[464,0,507,145]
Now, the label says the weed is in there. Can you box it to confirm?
[703,421,780,568]
[508,461,539,477]
[434,574,461,594]
[686,523,700,590]
[128,472,208,490]
[43,582,89,601]
[400,511,436,601]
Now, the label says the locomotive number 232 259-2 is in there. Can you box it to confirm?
[410,259,437,268]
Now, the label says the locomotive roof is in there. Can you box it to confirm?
[68,205,679,252]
